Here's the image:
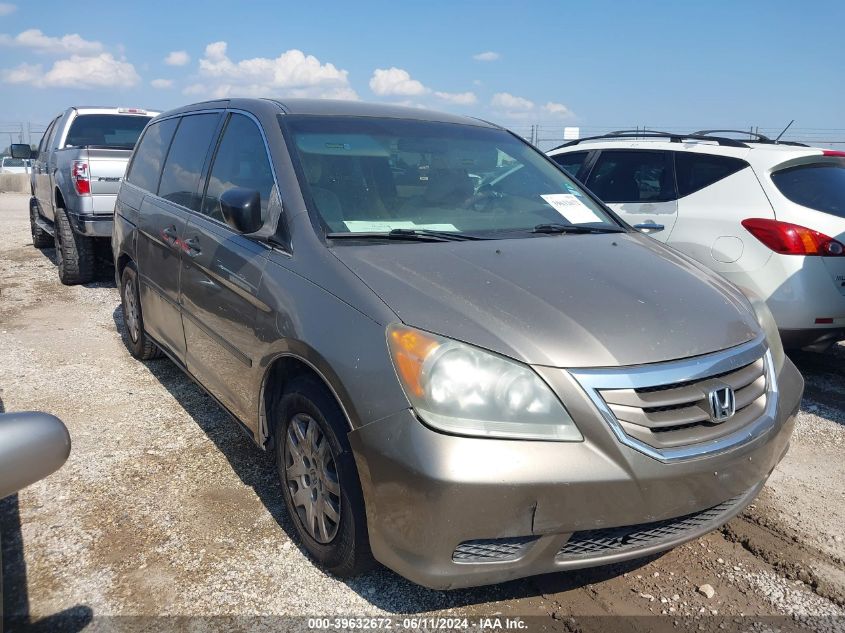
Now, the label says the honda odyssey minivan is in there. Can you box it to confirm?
[112,98,802,589]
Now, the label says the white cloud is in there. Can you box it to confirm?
[434,90,477,105]
[151,78,173,89]
[2,53,140,88]
[0,29,103,55]
[0,3,16,16]
[472,51,500,62]
[543,101,575,118]
[491,92,534,111]
[164,50,189,66]
[190,41,356,99]
[369,67,428,97]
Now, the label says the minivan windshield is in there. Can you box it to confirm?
[64,114,153,150]
[282,116,620,238]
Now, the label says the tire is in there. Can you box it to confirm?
[119,263,161,360]
[55,208,95,285]
[29,199,54,248]
[275,376,374,577]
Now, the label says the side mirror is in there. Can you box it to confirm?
[0,412,71,500]
[220,188,263,234]
[10,143,35,160]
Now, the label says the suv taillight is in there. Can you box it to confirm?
[742,218,845,256]
[71,160,90,195]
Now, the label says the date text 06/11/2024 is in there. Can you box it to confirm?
[307,617,529,630]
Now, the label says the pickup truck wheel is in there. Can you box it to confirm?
[120,263,161,360]
[55,208,94,285]
[275,376,374,578]
[29,200,54,248]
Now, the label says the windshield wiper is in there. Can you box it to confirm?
[532,223,625,235]
[326,228,489,242]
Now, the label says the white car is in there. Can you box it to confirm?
[548,131,845,351]
[0,156,30,174]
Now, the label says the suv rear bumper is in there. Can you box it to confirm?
[68,212,112,237]
[349,357,802,589]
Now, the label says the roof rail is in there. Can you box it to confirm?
[551,130,749,151]
[691,129,809,147]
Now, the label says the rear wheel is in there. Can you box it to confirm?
[29,199,54,248]
[55,208,94,285]
[119,263,161,360]
[274,376,374,577]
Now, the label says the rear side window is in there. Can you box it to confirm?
[157,114,221,211]
[39,116,60,153]
[125,118,178,194]
[201,114,275,224]
[675,153,747,197]
[550,151,588,178]
[64,114,152,150]
[586,150,675,203]
[771,162,845,218]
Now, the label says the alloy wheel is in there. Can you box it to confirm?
[285,413,341,543]
[123,276,141,343]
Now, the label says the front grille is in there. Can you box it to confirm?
[557,493,745,560]
[596,356,768,450]
[452,536,538,563]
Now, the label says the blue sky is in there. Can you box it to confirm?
[1,0,844,136]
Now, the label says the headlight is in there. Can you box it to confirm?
[387,324,582,441]
[742,289,785,373]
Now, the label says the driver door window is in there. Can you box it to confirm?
[201,113,276,224]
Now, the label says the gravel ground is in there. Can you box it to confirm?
[1,192,844,632]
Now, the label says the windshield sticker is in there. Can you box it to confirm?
[564,182,583,197]
[540,194,602,224]
[342,221,458,233]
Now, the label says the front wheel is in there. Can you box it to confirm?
[275,376,374,577]
[30,200,54,248]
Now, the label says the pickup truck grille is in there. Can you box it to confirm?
[569,336,777,462]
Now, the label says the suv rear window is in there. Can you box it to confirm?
[675,153,747,197]
[64,114,152,150]
[771,162,845,218]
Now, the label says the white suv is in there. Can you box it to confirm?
[548,131,845,351]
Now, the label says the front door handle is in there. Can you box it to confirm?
[183,237,201,257]
[633,222,665,234]
[161,225,178,243]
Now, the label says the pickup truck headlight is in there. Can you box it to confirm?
[387,324,582,441]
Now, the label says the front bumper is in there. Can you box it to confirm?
[349,357,803,589]
[68,212,112,237]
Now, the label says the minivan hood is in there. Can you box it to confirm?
[331,233,760,368]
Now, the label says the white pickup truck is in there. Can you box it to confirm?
[12,106,158,284]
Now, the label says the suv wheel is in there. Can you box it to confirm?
[29,200,54,248]
[119,263,161,360]
[275,376,374,577]
[55,208,94,285]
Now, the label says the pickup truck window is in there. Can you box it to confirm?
[126,118,178,194]
[64,114,152,150]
